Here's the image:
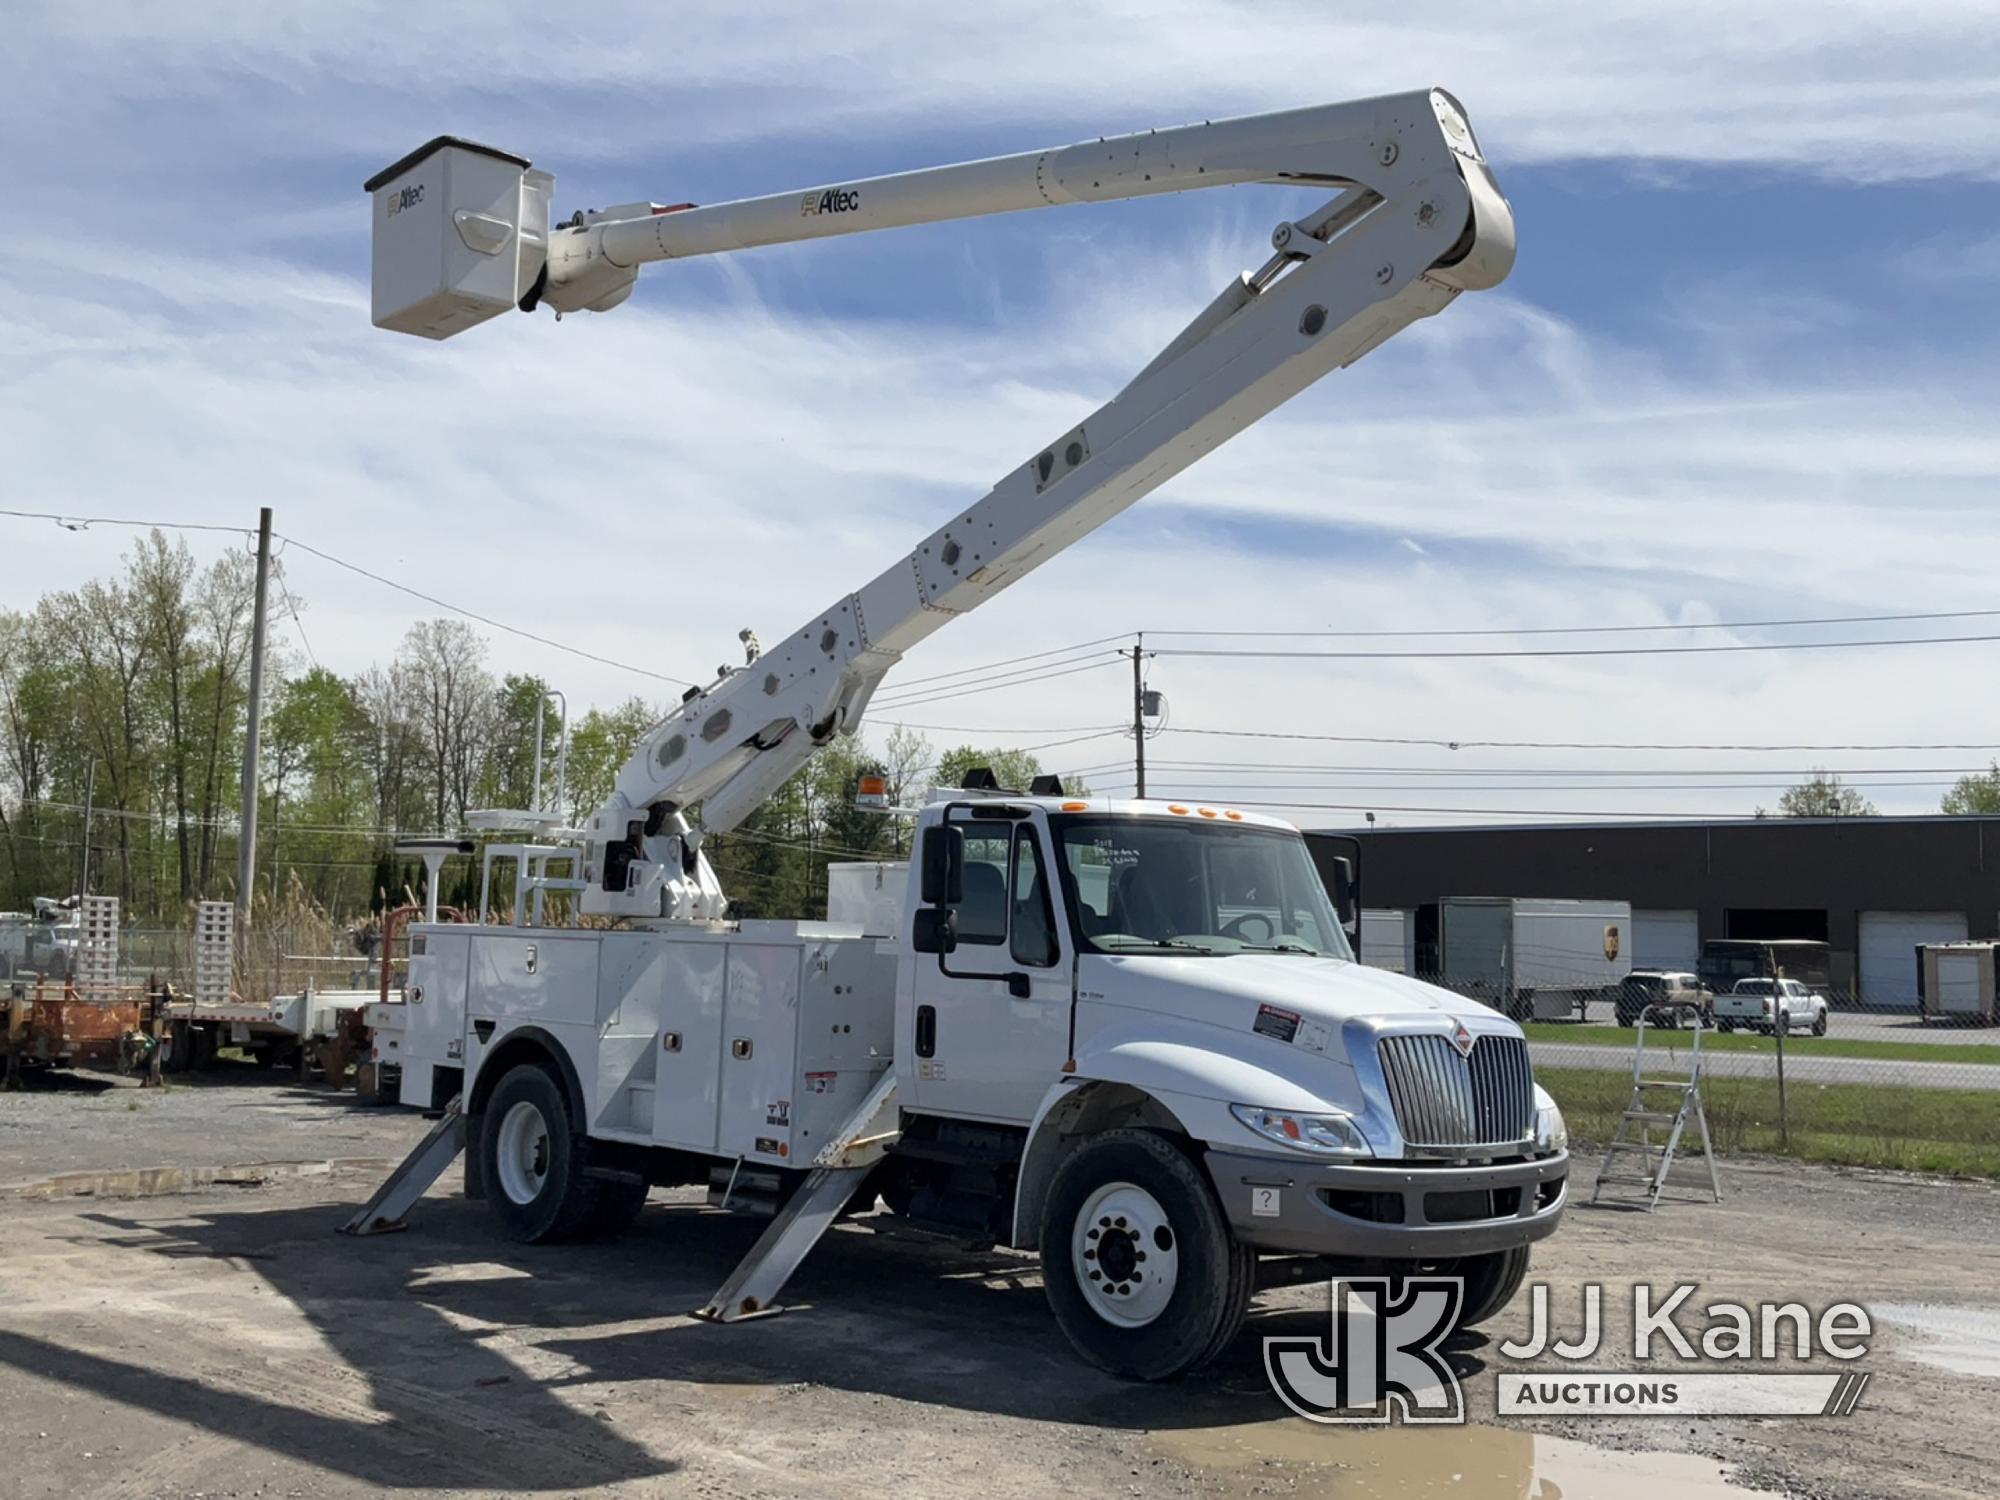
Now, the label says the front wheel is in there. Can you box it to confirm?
[1041,1130,1252,1381]
[1385,1245,1530,1332]
[1811,1009,1828,1037]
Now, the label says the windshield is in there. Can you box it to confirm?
[1050,815,1352,959]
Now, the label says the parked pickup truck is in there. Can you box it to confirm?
[1715,977,1829,1036]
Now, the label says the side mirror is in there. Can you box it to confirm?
[919,825,964,906]
[1329,855,1356,929]
[911,907,958,955]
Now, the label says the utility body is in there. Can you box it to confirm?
[357,88,1568,1378]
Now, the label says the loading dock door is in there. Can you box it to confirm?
[1632,910,1699,973]
[1859,911,1966,1007]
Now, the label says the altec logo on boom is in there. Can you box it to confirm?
[800,187,862,216]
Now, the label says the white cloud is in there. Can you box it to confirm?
[7,1,1999,184]
[4,217,1998,825]
[4,6,1997,831]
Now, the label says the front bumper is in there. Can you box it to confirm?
[1204,1147,1568,1259]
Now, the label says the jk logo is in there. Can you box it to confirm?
[1264,1278,1466,1425]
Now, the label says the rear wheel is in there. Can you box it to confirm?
[1041,1130,1252,1381]
[478,1063,639,1243]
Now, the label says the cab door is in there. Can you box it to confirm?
[910,813,1071,1123]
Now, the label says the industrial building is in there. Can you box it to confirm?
[1309,815,2000,1006]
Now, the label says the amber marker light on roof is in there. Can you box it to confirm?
[1198,807,1218,818]
[1225,810,1244,820]
[1168,804,1189,814]
[1061,801,1088,811]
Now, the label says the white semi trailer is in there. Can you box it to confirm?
[350,90,1568,1380]
[1419,896,1634,1022]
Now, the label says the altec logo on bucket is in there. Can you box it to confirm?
[1266,1280,1874,1425]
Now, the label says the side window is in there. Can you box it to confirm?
[1010,832,1059,968]
[953,821,1012,945]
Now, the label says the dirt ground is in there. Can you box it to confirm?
[2,1075,1998,1499]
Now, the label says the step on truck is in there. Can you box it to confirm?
[353,87,1568,1378]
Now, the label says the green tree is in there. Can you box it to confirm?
[931,745,1049,797]
[482,675,556,813]
[1756,769,1877,819]
[563,698,660,825]
[1943,763,2000,814]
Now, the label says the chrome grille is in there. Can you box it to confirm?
[1376,1033,1534,1151]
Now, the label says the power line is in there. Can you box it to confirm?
[1105,759,2000,778]
[870,656,1124,710]
[1154,632,2000,662]
[277,533,699,689]
[1161,727,2000,753]
[1148,797,1783,821]
[272,555,318,670]
[0,507,248,536]
[872,651,1125,708]
[1144,606,2000,639]
[872,634,1132,692]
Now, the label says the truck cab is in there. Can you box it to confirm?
[901,791,1567,1253]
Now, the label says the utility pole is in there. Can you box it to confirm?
[236,507,273,929]
[76,760,96,899]
[1127,633,1148,799]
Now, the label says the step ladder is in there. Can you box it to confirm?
[694,1070,901,1323]
[339,1094,467,1236]
[1591,1004,1723,1210]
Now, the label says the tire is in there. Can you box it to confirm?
[1040,1129,1252,1381]
[1811,1009,1828,1037]
[1455,1246,1531,1328]
[1385,1245,1529,1333]
[581,1175,651,1238]
[477,1063,627,1243]
[1716,1018,1735,1033]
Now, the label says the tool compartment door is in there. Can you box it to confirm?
[718,943,802,1163]
[649,939,731,1151]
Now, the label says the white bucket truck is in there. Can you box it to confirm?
[351,89,1567,1379]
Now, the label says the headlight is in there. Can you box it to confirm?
[1230,1103,1372,1157]
[1533,1084,1567,1155]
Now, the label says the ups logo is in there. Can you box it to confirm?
[1604,924,1622,961]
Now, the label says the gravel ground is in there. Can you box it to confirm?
[1,1074,1997,1498]
[0,1066,422,1186]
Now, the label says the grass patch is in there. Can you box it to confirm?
[1541,1066,2000,1178]
[1523,1022,2000,1066]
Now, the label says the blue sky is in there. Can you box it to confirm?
[5,3,1999,824]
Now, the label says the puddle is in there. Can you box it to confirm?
[1154,1420,1763,1499]
[1875,1303,2000,1378]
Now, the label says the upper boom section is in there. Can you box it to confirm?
[365,90,1509,338]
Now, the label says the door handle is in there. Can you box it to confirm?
[1007,972,1032,999]
[915,1004,936,1058]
